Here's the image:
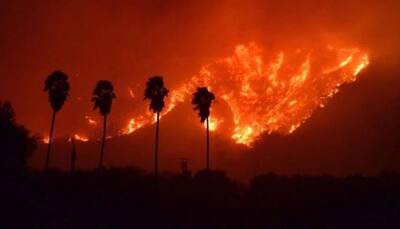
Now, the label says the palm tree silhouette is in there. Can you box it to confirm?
[44,71,70,170]
[92,80,116,169]
[144,76,169,176]
[192,87,215,170]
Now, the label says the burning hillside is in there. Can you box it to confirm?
[120,43,369,146]
[41,43,369,146]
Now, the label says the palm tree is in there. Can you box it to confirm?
[92,80,116,169]
[144,76,169,176]
[192,87,215,170]
[44,71,70,170]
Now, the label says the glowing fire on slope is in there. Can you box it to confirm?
[71,134,89,142]
[85,115,98,127]
[121,43,369,146]
[42,134,90,144]
[203,116,220,132]
[42,136,50,144]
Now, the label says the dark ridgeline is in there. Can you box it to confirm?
[43,71,70,170]
[192,87,215,170]
[180,157,191,178]
[92,80,116,169]
[3,166,400,228]
[70,138,77,172]
[0,101,36,171]
[144,76,169,177]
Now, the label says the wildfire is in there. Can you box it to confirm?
[42,136,50,144]
[67,134,89,142]
[354,55,370,76]
[73,134,89,142]
[123,117,146,134]
[128,87,135,99]
[85,115,98,127]
[120,43,369,146]
[203,116,220,132]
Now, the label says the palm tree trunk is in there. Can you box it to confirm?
[99,114,107,169]
[155,111,160,177]
[45,111,56,170]
[206,116,210,170]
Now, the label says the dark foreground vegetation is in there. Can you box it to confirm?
[2,168,400,228]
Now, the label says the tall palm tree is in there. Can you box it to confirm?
[192,87,215,170]
[144,76,169,176]
[44,70,70,170]
[92,80,116,169]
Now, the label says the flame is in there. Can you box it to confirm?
[123,117,146,134]
[232,126,254,145]
[85,115,98,127]
[354,55,370,76]
[120,43,369,146]
[203,116,220,132]
[128,87,135,99]
[73,134,89,142]
[42,136,50,144]
[68,134,89,142]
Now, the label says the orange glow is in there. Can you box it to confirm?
[122,117,146,135]
[85,115,98,127]
[354,55,370,76]
[232,126,254,145]
[73,134,89,142]
[120,43,369,146]
[128,87,135,99]
[323,55,352,74]
[203,116,220,132]
[68,134,89,142]
[42,136,50,144]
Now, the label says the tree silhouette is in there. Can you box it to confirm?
[144,76,169,176]
[0,101,36,171]
[44,70,70,170]
[92,80,116,169]
[192,87,215,170]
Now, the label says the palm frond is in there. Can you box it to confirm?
[144,76,169,113]
[44,71,70,112]
[192,87,215,123]
[92,80,116,116]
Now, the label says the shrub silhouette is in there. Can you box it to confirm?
[2,166,400,228]
[0,100,36,171]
